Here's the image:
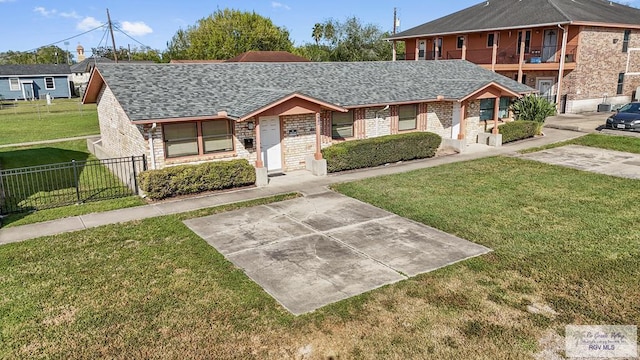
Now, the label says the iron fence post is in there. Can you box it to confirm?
[131,156,139,195]
[72,159,81,203]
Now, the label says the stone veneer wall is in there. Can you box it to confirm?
[465,100,482,142]
[282,114,316,171]
[97,85,147,159]
[426,102,453,138]
[364,108,391,137]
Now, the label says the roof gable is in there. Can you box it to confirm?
[389,0,640,39]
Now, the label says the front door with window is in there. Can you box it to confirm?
[259,116,282,172]
[542,29,558,62]
[21,82,34,100]
[536,78,555,102]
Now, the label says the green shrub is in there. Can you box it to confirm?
[322,132,442,173]
[497,121,538,143]
[511,94,557,124]
[139,159,256,200]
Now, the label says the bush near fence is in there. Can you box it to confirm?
[139,159,256,200]
[496,121,539,143]
[322,132,442,173]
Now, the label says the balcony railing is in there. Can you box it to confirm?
[445,45,577,65]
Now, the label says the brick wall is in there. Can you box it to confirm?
[96,85,147,159]
[364,108,391,137]
[282,114,316,171]
[465,100,482,141]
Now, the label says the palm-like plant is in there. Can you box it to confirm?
[511,95,557,135]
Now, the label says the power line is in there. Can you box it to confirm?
[112,24,152,49]
[24,24,107,53]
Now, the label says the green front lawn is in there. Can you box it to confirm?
[0,99,98,145]
[1,157,638,359]
[522,133,640,154]
[0,140,146,223]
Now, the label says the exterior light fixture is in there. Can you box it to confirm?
[247,121,255,130]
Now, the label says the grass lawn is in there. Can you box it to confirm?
[1,157,638,359]
[0,140,146,225]
[0,99,98,145]
[523,133,640,154]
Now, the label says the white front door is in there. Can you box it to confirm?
[259,116,282,172]
[451,102,461,139]
[536,78,555,102]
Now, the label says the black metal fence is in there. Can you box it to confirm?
[0,155,146,214]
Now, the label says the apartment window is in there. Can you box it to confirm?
[498,97,511,118]
[514,74,527,85]
[457,36,465,49]
[480,98,496,121]
[398,105,417,131]
[517,30,531,54]
[202,120,233,153]
[9,78,20,91]
[617,72,625,95]
[623,30,631,53]
[487,33,496,47]
[164,120,234,158]
[418,40,426,60]
[332,111,354,139]
[44,77,55,90]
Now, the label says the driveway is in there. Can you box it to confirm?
[183,191,491,315]
[520,145,640,179]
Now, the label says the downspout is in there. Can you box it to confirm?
[556,24,568,111]
[148,123,157,170]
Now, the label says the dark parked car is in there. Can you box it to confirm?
[605,102,640,131]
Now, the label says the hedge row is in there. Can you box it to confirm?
[139,159,255,200]
[497,120,539,143]
[322,132,442,173]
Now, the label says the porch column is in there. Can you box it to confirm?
[492,97,500,135]
[435,39,440,60]
[556,25,568,110]
[415,39,420,61]
[458,102,467,140]
[392,41,397,61]
[517,38,526,83]
[314,112,323,160]
[462,42,467,61]
[255,118,263,168]
[491,43,498,72]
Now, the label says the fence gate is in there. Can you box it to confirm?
[0,155,146,215]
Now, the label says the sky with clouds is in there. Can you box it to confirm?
[1,0,638,60]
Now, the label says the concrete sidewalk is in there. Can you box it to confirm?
[0,135,100,148]
[545,112,607,133]
[0,128,583,245]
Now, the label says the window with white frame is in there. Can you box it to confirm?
[332,111,354,139]
[44,77,55,90]
[9,78,20,91]
[398,105,417,131]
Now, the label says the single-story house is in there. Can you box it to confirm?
[0,64,72,100]
[83,60,533,175]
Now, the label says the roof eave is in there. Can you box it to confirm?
[237,92,348,122]
[387,21,573,40]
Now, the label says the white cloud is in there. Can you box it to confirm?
[121,21,153,36]
[60,11,81,19]
[271,1,291,10]
[77,16,103,30]
[34,6,56,17]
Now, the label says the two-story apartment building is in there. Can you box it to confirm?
[388,0,640,113]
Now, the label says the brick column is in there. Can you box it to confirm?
[314,112,323,160]
[390,105,399,134]
[492,97,500,135]
[458,102,467,140]
[255,118,263,168]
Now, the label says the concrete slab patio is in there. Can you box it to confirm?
[519,145,640,179]
[183,191,491,315]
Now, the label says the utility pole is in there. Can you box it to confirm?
[392,7,398,61]
[107,8,118,63]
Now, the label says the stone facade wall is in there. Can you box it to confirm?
[96,85,147,159]
[282,114,316,171]
[364,108,391,137]
[426,101,453,138]
[465,100,482,142]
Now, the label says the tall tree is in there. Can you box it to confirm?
[0,45,73,65]
[165,9,293,60]
[91,46,164,62]
[300,17,393,62]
